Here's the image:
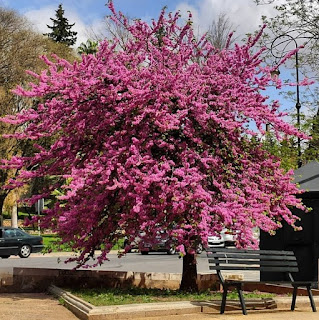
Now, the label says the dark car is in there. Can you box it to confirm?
[125,231,203,255]
[124,231,176,255]
[0,227,44,258]
[140,233,176,255]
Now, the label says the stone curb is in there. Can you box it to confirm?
[49,285,93,320]
[48,285,319,320]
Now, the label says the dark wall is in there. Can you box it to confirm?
[260,194,319,282]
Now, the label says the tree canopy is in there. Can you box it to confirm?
[1,2,307,282]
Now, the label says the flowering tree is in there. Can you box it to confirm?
[1,2,307,291]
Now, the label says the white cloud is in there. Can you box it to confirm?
[20,0,282,49]
[175,0,279,41]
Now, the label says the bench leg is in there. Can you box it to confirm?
[291,286,297,311]
[306,285,317,312]
[237,284,247,315]
[221,285,228,314]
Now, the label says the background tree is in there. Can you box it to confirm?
[206,13,237,50]
[44,4,77,47]
[77,39,99,55]
[262,131,298,171]
[88,13,132,51]
[0,7,41,222]
[92,11,235,52]
[303,109,319,160]
[254,0,319,164]
[0,7,76,223]
[1,3,307,292]
[256,0,319,80]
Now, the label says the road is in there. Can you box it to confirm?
[0,251,259,284]
[0,251,211,273]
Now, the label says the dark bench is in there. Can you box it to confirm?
[207,247,317,315]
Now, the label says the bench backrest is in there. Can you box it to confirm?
[207,248,298,282]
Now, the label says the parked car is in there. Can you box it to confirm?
[139,231,176,255]
[207,227,260,248]
[207,229,236,248]
[126,227,259,253]
[125,231,204,255]
[0,227,44,258]
[123,230,146,253]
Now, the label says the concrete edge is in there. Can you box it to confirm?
[49,285,94,320]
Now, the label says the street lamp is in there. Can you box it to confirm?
[270,34,302,168]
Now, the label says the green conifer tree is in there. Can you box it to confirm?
[44,4,77,47]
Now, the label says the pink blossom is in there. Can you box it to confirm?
[0,2,309,267]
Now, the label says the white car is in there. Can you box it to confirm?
[207,227,260,248]
[207,229,236,248]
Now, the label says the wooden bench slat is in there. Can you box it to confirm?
[216,280,316,285]
[208,253,297,261]
[208,258,298,267]
[209,265,299,272]
[206,248,294,255]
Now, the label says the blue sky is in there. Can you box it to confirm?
[1,0,311,121]
[0,0,278,47]
[2,0,178,24]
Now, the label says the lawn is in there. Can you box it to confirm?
[41,234,125,252]
[67,287,275,306]
[42,234,73,252]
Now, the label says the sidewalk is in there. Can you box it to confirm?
[0,292,78,320]
[134,310,319,320]
[0,291,317,320]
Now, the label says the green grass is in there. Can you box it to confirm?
[111,238,125,251]
[42,234,73,252]
[41,234,125,253]
[68,287,275,307]
[42,234,58,247]
[58,297,66,306]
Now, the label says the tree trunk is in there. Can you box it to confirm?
[179,251,198,292]
[0,194,7,227]
[11,202,18,228]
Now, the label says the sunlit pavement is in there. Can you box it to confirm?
[0,293,78,320]
[134,309,319,320]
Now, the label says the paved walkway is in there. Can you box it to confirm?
[0,293,78,320]
[0,292,317,320]
[135,309,319,320]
